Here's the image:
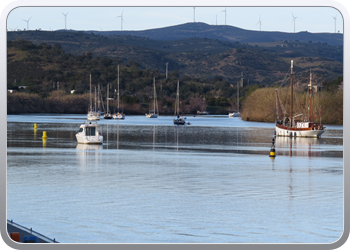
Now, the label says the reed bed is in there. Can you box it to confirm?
[241,87,343,125]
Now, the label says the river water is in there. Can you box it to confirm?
[6,114,343,243]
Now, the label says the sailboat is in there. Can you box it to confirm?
[104,83,113,119]
[275,60,326,137]
[197,96,209,115]
[173,81,187,125]
[229,73,242,117]
[113,65,125,120]
[87,74,100,121]
[146,77,159,118]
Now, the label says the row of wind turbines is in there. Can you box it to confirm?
[15,9,339,33]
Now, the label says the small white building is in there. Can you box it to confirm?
[313,84,323,93]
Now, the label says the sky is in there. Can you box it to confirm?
[5,5,344,34]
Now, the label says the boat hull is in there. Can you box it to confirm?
[76,134,103,144]
[229,112,240,117]
[87,112,100,121]
[275,124,325,138]
[174,119,186,125]
[103,114,113,119]
[113,112,125,119]
[146,113,158,118]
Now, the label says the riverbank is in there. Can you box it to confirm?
[7,87,343,125]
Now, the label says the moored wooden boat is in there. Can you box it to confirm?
[275,60,325,138]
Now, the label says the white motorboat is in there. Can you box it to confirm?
[76,121,103,144]
[275,60,326,138]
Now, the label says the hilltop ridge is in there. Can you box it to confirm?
[84,22,343,46]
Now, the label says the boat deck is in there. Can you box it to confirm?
[7,220,58,243]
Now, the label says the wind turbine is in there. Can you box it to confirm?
[117,11,124,31]
[292,13,297,33]
[193,7,195,22]
[22,17,32,30]
[222,7,227,25]
[62,12,68,30]
[256,16,262,31]
[332,15,337,33]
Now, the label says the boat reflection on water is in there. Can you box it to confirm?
[275,136,323,158]
[76,144,103,151]
[76,144,103,170]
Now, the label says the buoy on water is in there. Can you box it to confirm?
[42,131,47,139]
[269,137,276,158]
[34,123,37,129]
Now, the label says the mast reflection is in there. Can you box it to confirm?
[275,136,323,158]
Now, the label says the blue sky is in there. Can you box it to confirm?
[6,5,344,34]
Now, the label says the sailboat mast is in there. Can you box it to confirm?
[238,72,243,111]
[117,65,120,110]
[309,70,312,122]
[107,83,109,112]
[290,60,294,127]
[153,77,156,111]
[90,74,92,111]
[94,86,97,111]
[98,84,100,111]
[176,81,180,115]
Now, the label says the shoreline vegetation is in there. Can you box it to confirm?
[6,40,343,125]
[7,87,343,125]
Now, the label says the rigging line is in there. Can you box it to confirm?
[280,67,291,87]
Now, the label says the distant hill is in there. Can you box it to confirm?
[7,22,343,86]
[86,22,343,46]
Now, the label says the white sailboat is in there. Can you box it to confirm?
[229,73,242,117]
[87,74,100,121]
[76,121,103,144]
[104,83,113,119]
[197,96,209,115]
[146,77,159,118]
[173,80,187,125]
[113,65,125,120]
[275,60,326,137]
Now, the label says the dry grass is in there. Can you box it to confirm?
[241,87,343,125]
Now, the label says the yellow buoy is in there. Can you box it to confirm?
[42,131,47,139]
[34,123,37,129]
[269,137,276,158]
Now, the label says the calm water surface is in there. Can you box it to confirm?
[7,114,343,243]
